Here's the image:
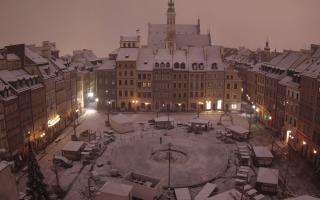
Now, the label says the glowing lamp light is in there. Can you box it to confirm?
[302,141,307,145]
[256,108,260,112]
[198,101,204,105]
[87,92,94,98]
[178,103,182,106]
[48,115,61,127]
[95,98,99,102]
[269,116,272,120]
[314,149,318,154]
[252,105,256,109]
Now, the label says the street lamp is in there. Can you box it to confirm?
[178,103,182,112]
[197,101,204,118]
[132,100,138,112]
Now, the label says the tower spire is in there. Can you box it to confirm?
[166,0,176,52]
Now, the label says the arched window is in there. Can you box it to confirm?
[160,62,165,68]
[199,63,204,70]
[192,63,197,70]
[155,62,159,68]
[174,62,179,69]
[211,63,218,70]
[180,62,186,69]
[166,62,170,68]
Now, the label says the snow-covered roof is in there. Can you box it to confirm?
[195,183,217,200]
[38,63,57,79]
[285,195,320,200]
[137,48,154,71]
[62,141,84,152]
[0,69,37,82]
[176,34,210,48]
[174,188,191,200]
[206,189,241,200]
[121,35,139,42]
[275,52,304,70]
[253,146,273,158]
[313,47,320,58]
[50,58,67,70]
[6,53,20,61]
[155,48,172,63]
[301,58,320,78]
[117,48,139,61]
[278,76,299,90]
[148,24,199,48]
[96,60,116,71]
[25,47,48,65]
[98,182,132,197]
[257,167,279,185]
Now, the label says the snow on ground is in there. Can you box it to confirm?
[18,109,320,200]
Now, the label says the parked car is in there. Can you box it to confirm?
[53,155,73,168]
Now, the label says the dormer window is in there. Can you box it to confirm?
[199,63,204,70]
[211,63,218,70]
[192,63,197,70]
[166,62,170,68]
[174,62,179,69]
[155,62,159,68]
[160,62,165,68]
[125,55,129,59]
[181,63,186,69]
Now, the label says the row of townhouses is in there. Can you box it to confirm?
[228,44,320,169]
[0,42,78,167]
[94,0,243,113]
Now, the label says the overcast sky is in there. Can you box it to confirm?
[0,0,319,57]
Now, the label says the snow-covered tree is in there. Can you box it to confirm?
[26,140,49,200]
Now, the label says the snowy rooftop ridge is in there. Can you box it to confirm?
[25,46,48,65]
[97,181,132,197]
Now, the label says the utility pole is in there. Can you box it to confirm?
[167,143,172,199]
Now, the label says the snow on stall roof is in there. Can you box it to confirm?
[207,189,241,200]
[155,116,174,122]
[62,141,84,152]
[137,48,154,71]
[117,48,139,61]
[174,188,191,200]
[195,183,217,200]
[257,167,279,185]
[226,125,249,134]
[25,46,48,64]
[190,118,210,124]
[253,146,273,158]
[98,182,132,197]
[111,114,133,124]
[6,53,20,61]
[285,195,320,200]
